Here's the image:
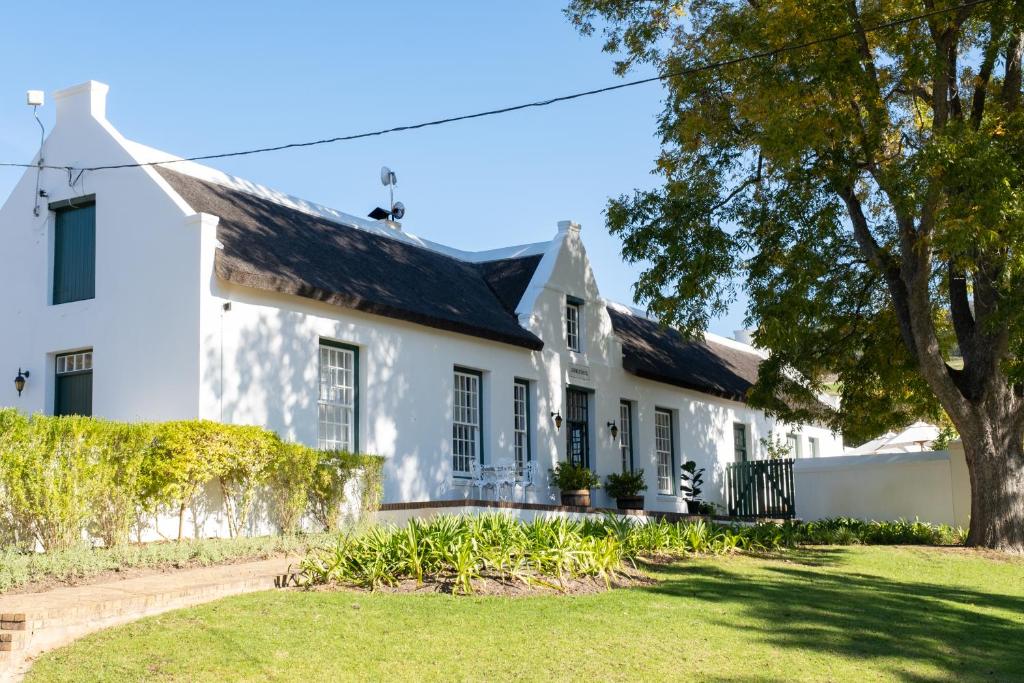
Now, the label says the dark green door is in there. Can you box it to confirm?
[566,388,590,468]
[54,351,93,416]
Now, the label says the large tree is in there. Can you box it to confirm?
[568,0,1024,550]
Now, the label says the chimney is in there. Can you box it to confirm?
[734,329,756,346]
[557,220,581,235]
[54,80,109,125]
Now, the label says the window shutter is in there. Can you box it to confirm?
[53,204,96,305]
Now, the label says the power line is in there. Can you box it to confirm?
[0,0,996,174]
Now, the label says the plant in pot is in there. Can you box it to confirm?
[549,462,600,507]
[605,469,647,510]
[680,460,713,515]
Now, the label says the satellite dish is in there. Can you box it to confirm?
[391,202,406,220]
[381,166,397,186]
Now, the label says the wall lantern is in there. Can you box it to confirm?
[14,369,29,396]
[607,421,619,441]
[550,411,563,430]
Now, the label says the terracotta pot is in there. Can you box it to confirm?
[616,495,644,511]
[560,489,591,507]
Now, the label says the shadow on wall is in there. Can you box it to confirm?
[640,557,1024,680]
[203,293,450,506]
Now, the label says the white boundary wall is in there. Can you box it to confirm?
[794,442,971,527]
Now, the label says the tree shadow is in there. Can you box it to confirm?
[640,554,1024,681]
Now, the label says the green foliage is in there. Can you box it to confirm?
[0,411,383,550]
[549,462,601,491]
[90,421,155,547]
[680,460,705,501]
[759,437,791,461]
[308,451,384,532]
[300,513,965,593]
[268,443,320,535]
[604,469,647,499]
[565,1,1024,452]
[0,412,102,552]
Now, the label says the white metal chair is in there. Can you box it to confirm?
[469,461,496,500]
[515,461,540,502]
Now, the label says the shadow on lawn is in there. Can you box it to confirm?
[641,554,1024,681]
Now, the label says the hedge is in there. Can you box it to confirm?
[0,410,384,552]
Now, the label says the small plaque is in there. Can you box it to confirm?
[568,364,592,383]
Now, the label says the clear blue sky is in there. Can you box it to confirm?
[0,1,746,337]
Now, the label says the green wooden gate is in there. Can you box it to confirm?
[725,459,796,518]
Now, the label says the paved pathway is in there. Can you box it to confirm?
[0,557,296,682]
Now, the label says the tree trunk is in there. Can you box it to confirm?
[177,502,187,542]
[960,420,1024,553]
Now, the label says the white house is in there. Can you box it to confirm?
[0,81,843,513]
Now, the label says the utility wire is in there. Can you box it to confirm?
[0,0,996,173]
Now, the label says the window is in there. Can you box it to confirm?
[513,380,530,470]
[808,436,820,458]
[318,341,358,451]
[566,388,590,468]
[53,201,96,305]
[733,423,749,462]
[55,350,93,416]
[453,369,482,475]
[655,409,674,494]
[619,401,634,472]
[787,433,801,459]
[566,297,582,352]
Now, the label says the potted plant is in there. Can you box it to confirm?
[549,462,600,507]
[605,469,647,510]
[680,460,713,515]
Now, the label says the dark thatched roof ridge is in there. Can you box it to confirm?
[606,306,761,403]
[157,168,543,350]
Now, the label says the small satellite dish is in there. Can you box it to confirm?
[26,90,44,107]
[381,166,397,187]
[391,202,406,220]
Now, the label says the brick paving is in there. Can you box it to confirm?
[0,557,295,682]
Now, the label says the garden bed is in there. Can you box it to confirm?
[0,534,330,595]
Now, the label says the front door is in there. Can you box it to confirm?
[566,388,590,468]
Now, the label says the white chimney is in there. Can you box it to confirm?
[54,80,109,125]
[734,329,756,346]
[557,220,581,234]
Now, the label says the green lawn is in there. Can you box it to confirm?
[26,546,1024,682]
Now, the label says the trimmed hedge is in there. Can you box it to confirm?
[0,410,383,551]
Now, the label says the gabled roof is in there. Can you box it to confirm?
[607,305,761,403]
[158,168,544,350]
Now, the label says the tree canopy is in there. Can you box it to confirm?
[568,0,1024,549]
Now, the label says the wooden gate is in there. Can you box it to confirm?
[725,458,796,518]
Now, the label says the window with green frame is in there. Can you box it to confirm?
[513,379,531,469]
[52,200,96,305]
[453,367,483,475]
[318,340,359,451]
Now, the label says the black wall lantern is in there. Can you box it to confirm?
[551,411,563,430]
[607,421,619,440]
[14,369,29,396]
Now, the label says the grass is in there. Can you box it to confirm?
[25,545,1024,682]
[0,534,330,593]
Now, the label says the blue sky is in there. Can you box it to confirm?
[0,1,746,337]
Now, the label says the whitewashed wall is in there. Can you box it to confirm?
[794,442,971,527]
[0,81,845,517]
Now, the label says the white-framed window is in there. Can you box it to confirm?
[787,432,801,459]
[619,401,634,472]
[453,369,482,475]
[733,423,749,462]
[513,380,530,470]
[566,298,582,352]
[655,409,674,494]
[318,341,358,451]
[808,436,820,458]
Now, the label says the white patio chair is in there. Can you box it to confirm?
[516,461,540,502]
[469,461,496,500]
